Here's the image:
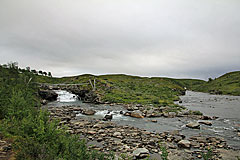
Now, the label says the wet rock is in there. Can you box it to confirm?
[180,110,190,115]
[87,130,97,135]
[104,114,113,120]
[132,148,149,158]
[147,113,162,118]
[113,132,122,137]
[202,115,213,120]
[151,120,157,123]
[70,89,98,103]
[38,89,58,101]
[41,99,47,105]
[124,112,131,116]
[82,109,96,115]
[178,140,191,148]
[127,107,134,111]
[130,111,144,118]
[173,136,182,142]
[158,107,166,113]
[186,122,200,129]
[133,107,139,110]
[198,120,212,126]
[168,112,177,118]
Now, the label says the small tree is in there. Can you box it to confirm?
[38,70,43,75]
[208,78,213,82]
[26,66,30,72]
[43,72,47,76]
[31,69,37,74]
[8,62,18,69]
[48,72,52,77]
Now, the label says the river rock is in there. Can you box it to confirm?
[186,122,200,129]
[87,130,96,135]
[178,140,191,148]
[168,112,177,118]
[104,114,113,120]
[151,120,157,123]
[130,111,144,118]
[113,132,121,137]
[132,148,149,158]
[38,89,58,101]
[198,120,212,126]
[82,109,96,115]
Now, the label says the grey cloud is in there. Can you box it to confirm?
[0,0,240,80]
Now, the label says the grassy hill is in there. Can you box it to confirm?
[192,71,240,96]
[34,73,205,106]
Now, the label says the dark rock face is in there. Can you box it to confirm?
[38,89,58,101]
[69,89,98,103]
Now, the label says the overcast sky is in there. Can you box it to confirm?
[0,0,239,80]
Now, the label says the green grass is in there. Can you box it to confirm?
[193,71,240,96]
[34,73,205,106]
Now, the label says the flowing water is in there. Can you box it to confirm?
[46,90,240,149]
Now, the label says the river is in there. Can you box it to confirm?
[46,90,240,149]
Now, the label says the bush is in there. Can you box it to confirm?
[0,64,114,160]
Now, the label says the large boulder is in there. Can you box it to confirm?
[38,89,58,101]
[82,109,96,115]
[132,148,149,158]
[198,120,212,126]
[178,140,191,148]
[104,114,113,120]
[186,122,200,129]
[69,89,98,103]
[130,111,144,118]
[113,132,121,137]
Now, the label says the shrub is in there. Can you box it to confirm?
[160,146,168,160]
[0,64,114,160]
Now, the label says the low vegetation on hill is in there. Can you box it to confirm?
[34,73,205,106]
[193,71,240,96]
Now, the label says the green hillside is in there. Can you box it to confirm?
[193,71,240,96]
[34,73,205,106]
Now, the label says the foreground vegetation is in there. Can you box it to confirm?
[0,64,113,160]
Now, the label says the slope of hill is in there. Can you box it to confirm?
[35,73,205,106]
[193,71,240,96]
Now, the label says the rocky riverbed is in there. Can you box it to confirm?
[43,90,240,159]
[44,105,240,160]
